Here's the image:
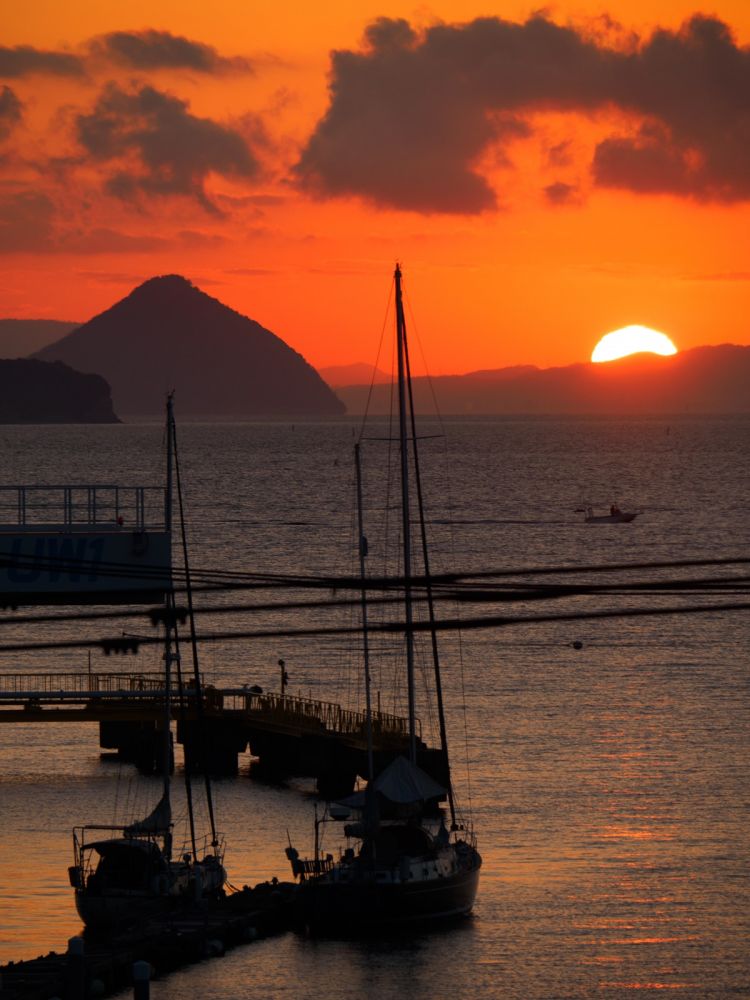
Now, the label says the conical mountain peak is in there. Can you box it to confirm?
[128,274,196,298]
[35,277,345,418]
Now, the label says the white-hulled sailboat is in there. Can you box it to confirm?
[68,397,226,929]
[286,264,481,932]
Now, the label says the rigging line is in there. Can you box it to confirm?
[394,264,417,763]
[0,551,177,582]
[4,550,750,592]
[357,279,393,444]
[3,578,750,631]
[0,544,379,585]
[418,345,475,820]
[0,593,423,627]
[171,401,218,850]
[403,294,455,825]
[449,577,750,599]
[171,592,197,862]
[2,598,749,654]
[355,442,374,781]
[402,278,448,429]
[404,277,474,822]
[382,313,397,706]
[112,756,123,827]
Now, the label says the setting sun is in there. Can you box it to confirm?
[591,326,679,363]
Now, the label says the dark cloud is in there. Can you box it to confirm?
[77,271,148,284]
[296,13,750,212]
[177,229,227,248]
[90,30,252,73]
[66,228,170,252]
[544,181,579,205]
[0,191,56,252]
[547,141,573,167]
[224,267,280,275]
[592,18,750,200]
[0,45,84,78]
[75,83,259,211]
[0,190,172,254]
[0,86,23,140]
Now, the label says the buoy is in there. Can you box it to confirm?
[133,960,151,1000]
[572,640,583,650]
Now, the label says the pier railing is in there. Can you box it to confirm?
[223,688,416,740]
[0,671,166,699]
[0,672,416,740]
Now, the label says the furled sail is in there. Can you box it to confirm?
[339,756,447,809]
[372,755,447,804]
[124,794,171,835]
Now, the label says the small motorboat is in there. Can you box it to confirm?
[579,505,640,524]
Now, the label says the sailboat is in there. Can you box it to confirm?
[68,397,226,929]
[286,264,481,932]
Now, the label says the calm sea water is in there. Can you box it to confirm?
[0,417,748,1000]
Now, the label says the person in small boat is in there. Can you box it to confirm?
[610,504,621,516]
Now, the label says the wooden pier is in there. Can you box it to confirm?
[0,672,446,796]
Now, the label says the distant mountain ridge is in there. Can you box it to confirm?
[318,363,390,388]
[35,276,344,418]
[0,319,79,358]
[333,345,750,415]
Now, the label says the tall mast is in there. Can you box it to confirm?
[162,394,175,859]
[354,442,374,783]
[394,264,417,764]
[165,394,174,535]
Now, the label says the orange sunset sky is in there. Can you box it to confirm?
[2,1,750,373]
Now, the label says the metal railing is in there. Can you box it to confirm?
[0,485,168,532]
[0,672,417,741]
[223,688,416,740]
[0,672,166,700]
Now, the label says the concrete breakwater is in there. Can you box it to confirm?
[0,880,295,1000]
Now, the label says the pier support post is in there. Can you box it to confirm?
[99,720,173,774]
[65,935,85,1000]
[178,719,246,776]
[133,960,151,1000]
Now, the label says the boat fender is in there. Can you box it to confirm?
[400,857,411,881]
[68,866,82,889]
